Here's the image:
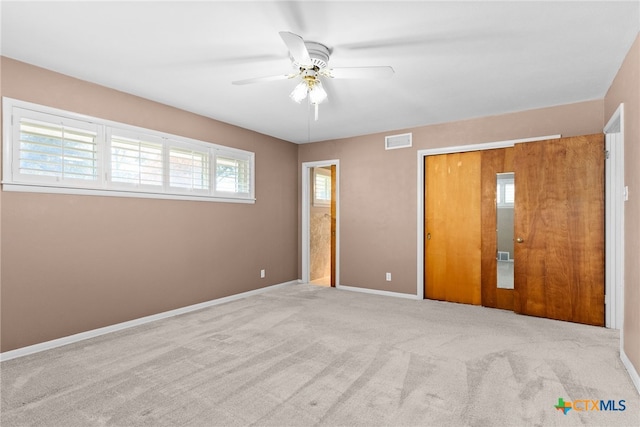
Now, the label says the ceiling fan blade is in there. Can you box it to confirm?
[232,73,297,85]
[276,2,309,34]
[335,31,503,55]
[337,36,434,52]
[279,31,312,66]
[208,53,286,66]
[325,66,395,79]
[169,53,286,70]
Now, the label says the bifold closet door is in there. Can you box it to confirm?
[425,151,482,305]
[513,134,605,326]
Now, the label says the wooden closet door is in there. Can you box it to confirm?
[480,147,514,310]
[513,134,605,326]
[425,151,482,305]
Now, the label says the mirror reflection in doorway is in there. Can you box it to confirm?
[496,172,514,289]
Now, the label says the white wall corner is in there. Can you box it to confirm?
[621,347,640,395]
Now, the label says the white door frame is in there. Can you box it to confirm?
[604,103,625,330]
[301,160,340,285]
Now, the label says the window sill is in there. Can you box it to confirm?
[1,183,256,204]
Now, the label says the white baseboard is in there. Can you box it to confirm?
[621,346,640,395]
[336,284,421,300]
[0,280,299,362]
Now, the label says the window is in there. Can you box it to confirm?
[3,98,255,203]
[313,167,331,206]
[169,146,210,191]
[109,131,164,188]
[215,153,251,196]
[497,173,514,207]
[15,112,101,186]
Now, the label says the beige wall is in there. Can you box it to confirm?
[0,58,299,352]
[299,100,604,295]
[605,34,640,383]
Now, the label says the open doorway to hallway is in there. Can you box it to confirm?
[310,166,333,286]
[302,160,338,287]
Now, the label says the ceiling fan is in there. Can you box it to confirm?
[232,31,394,120]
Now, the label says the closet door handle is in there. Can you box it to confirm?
[516,237,524,243]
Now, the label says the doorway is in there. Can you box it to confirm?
[604,103,625,330]
[302,160,339,287]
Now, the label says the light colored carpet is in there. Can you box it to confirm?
[1,283,638,426]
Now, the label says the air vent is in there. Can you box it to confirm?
[385,132,412,150]
[497,251,510,261]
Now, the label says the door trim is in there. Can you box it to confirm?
[604,103,625,330]
[302,160,340,286]
[416,135,561,300]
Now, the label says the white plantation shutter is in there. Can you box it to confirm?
[169,146,210,191]
[15,113,99,184]
[497,174,515,207]
[4,98,255,202]
[504,182,515,204]
[110,132,163,187]
[215,151,252,197]
[313,167,331,206]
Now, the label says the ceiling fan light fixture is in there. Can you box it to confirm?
[289,81,309,103]
[233,31,394,119]
[308,80,327,105]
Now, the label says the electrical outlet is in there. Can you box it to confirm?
[260,269,266,279]
[386,272,391,281]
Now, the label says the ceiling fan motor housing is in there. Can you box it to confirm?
[294,41,331,70]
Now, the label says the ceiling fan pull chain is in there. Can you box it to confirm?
[314,103,319,121]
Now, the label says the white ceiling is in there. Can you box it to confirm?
[1,1,639,144]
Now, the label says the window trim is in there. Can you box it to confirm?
[2,97,255,204]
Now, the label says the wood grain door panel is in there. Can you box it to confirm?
[513,134,605,326]
[425,152,482,305]
[481,147,514,310]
